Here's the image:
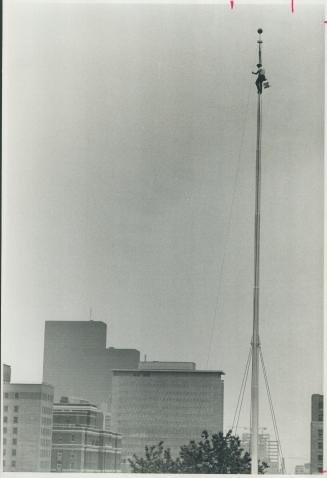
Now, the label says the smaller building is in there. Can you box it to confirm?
[310,394,323,474]
[241,432,281,474]
[294,463,311,474]
[3,368,54,472]
[3,364,11,383]
[51,396,122,472]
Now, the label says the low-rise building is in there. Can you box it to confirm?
[241,432,281,474]
[2,366,54,472]
[51,396,121,472]
[294,463,311,474]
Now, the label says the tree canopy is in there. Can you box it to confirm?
[129,430,268,474]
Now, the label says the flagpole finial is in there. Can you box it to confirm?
[257,28,263,34]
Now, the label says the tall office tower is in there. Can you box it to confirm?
[241,432,281,474]
[310,394,324,474]
[51,396,122,472]
[43,320,140,410]
[110,362,224,470]
[2,371,54,472]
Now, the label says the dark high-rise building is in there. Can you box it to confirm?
[42,320,140,410]
[51,397,122,472]
[111,361,224,470]
[2,369,54,472]
[310,394,323,474]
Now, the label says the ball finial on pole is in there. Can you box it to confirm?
[257,28,263,34]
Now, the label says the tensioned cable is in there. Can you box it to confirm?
[259,346,286,474]
[234,348,252,435]
[206,80,254,367]
[231,346,251,434]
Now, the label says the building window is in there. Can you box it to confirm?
[4,393,8,398]
[11,461,16,468]
[3,450,6,456]
[4,406,8,412]
[12,438,17,446]
[13,428,17,434]
[13,417,18,423]
[318,455,323,461]
[12,450,16,456]
[3,438,7,445]
[3,427,7,434]
[14,393,19,399]
[4,416,8,423]
[14,406,19,413]
[71,434,75,442]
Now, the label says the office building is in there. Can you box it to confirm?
[51,396,121,472]
[2,370,54,472]
[3,364,11,383]
[310,394,323,474]
[110,361,224,470]
[241,432,281,474]
[294,463,311,474]
[43,320,140,409]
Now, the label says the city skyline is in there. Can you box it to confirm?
[2,1,324,473]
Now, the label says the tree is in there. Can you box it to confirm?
[129,430,269,474]
[128,441,181,473]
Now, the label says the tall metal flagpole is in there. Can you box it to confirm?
[250,28,263,475]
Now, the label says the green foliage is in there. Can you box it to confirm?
[129,430,269,474]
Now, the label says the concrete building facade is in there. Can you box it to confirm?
[43,320,140,409]
[310,394,323,474]
[241,432,281,474]
[51,397,122,472]
[3,378,54,472]
[294,463,311,474]
[110,362,224,470]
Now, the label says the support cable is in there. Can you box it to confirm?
[232,347,252,434]
[206,80,253,367]
[259,346,286,474]
[235,350,252,434]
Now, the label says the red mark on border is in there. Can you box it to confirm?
[320,471,327,474]
[291,0,294,13]
[230,0,234,9]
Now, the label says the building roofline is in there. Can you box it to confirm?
[112,369,225,375]
[4,382,54,386]
[45,320,107,326]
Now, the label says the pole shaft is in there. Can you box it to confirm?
[251,37,262,474]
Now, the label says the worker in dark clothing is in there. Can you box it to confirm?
[252,63,268,94]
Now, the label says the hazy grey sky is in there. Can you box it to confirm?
[2,1,324,472]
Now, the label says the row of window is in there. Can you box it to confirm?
[42,406,52,415]
[3,449,16,456]
[3,460,16,468]
[4,392,53,401]
[3,427,18,434]
[3,438,17,445]
[3,405,19,413]
[3,416,18,424]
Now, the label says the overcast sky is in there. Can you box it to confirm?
[2,1,324,473]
